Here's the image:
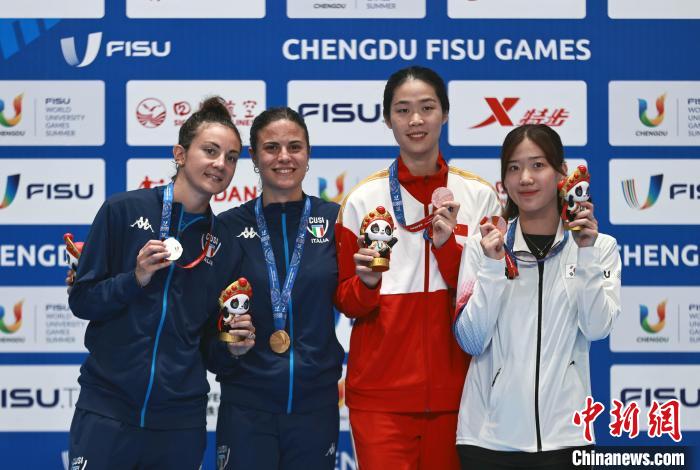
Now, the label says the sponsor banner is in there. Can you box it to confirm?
[0,287,88,352]
[448,0,585,19]
[449,157,587,205]
[288,81,394,146]
[0,365,80,431]
[610,365,700,431]
[0,159,105,225]
[0,81,105,146]
[609,159,700,225]
[301,158,393,203]
[287,0,424,18]
[126,158,259,214]
[126,81,265,147]
[609,0,700,19]
[448,81,587,146]
[0,1,103,18]
[127,0,264,18]
[609,82,700,146]
[611,287,700,352]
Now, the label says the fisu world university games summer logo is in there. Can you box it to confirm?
[0,94,22,127]
[0,300,23,334]
[640,300,666,334]
[638,93,666,128]
[621,174,663,210]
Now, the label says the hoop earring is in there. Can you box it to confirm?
[253,166,260,174]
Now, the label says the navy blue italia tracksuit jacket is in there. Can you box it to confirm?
[205,195,344,414]
[69,186,232,429]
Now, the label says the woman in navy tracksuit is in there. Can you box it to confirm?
[205,107,344,470]
[68,98,255,470]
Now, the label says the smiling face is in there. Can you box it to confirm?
[385,78,447,165]
[503,137,564,221]
[251,119,309,203]
[173,122,240,199]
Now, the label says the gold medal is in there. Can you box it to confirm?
[269,330,290,354]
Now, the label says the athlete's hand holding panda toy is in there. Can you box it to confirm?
[359,206,398,272]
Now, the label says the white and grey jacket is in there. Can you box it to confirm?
[453,219,621,452]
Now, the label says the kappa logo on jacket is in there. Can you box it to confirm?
[130,216,154,232]
[236,227,259,239]
[307,216,329,244]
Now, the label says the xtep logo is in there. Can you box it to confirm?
[0,174,20,209]
[621,174,663,210]
[61,32,102,68]
[61,32,171,67]
[0,94,22,127]
[319,173,346,203]
[471,97,519,128]
[638,93,666,128]
[640,300,666,334]
[0,300,23,334]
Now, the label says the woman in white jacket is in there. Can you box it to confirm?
[453,124,621,469]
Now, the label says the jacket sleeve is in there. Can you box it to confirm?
[453,235,508,356]
[333,195,381,318]
[69,201,145,322]
[573,236,622,341]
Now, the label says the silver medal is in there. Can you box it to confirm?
[163,237,183,261]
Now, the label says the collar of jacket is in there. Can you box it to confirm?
[510,217,567,253]
[397,152,449,205]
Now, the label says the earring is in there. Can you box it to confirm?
[306,165,310,172]
[253,166,260,174]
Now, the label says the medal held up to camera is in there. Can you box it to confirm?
[218,277,252,343]
[558,164,591,231]
[359,206,399,272]
[63,233,84,284]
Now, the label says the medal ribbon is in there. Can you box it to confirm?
[388,159,434,238]
[503,217,569,271]
[255,196,311,331]
[159,182,214,270]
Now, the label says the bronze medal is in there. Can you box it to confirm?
[269,330,290,353]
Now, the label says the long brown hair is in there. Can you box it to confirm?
[500,124,567,220]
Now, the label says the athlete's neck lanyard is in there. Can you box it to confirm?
[388,158,434,240]
[254,196,311,331]
[503,217,569,271]
[159,182,214,269]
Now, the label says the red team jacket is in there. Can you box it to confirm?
[335,156,501,413]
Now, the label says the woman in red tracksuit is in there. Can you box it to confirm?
[334,66,501,469]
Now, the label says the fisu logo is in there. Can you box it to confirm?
[61,32,171,67]
[61,32,102,68]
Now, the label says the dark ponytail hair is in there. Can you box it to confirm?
[178,96,242,150]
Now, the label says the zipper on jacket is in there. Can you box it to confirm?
[491,367,502,387]
[423,202,431,413]
[534,262,544,451]
[139,205,191,427]
[281,209,295,414]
